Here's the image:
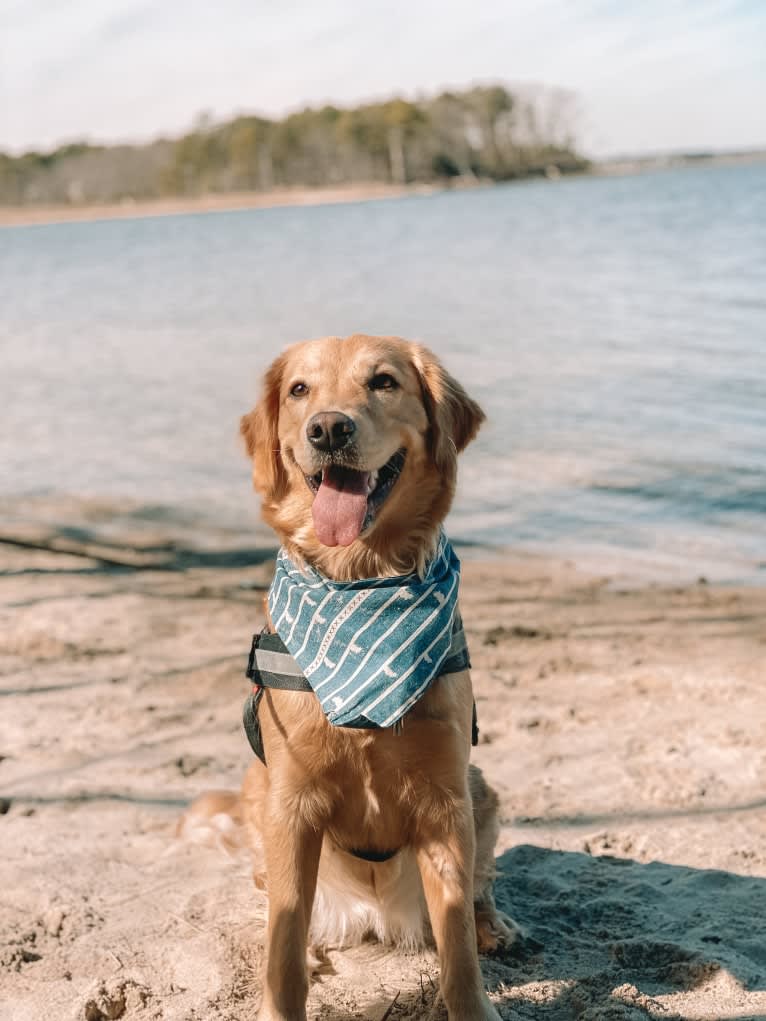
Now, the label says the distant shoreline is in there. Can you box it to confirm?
[595,148,766,177]
[0,182,441,228]
[1,151,763,229]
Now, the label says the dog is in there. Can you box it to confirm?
[184,334,516,1020]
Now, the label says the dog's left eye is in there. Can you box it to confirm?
[368,373,398,392]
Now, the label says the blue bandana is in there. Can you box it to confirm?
[266,532,467,728]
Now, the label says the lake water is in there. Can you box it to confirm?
[2,163,764,582]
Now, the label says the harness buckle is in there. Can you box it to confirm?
[245,633,261,680]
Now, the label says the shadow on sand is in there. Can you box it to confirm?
[486,844,765,1019]
[0,532,277,575]
[317,844,766,1020]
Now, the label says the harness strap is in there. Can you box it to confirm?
[347,847,399,863]
[243,631,313,764]
[243,625,478,766]
[246,630,313,693]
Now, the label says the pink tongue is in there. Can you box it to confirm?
[312,466,370,547]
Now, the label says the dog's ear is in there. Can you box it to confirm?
[410,344,485,471]
[240,354,289,502]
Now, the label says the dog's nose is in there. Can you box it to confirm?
[306,412,356,452]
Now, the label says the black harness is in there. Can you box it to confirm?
[244,629,479,765]
[242,628,479,864]
[243,630,313,765]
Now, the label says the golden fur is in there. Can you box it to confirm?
[239,334,484,579]
[184,335,516,1021]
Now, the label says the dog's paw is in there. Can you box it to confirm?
[256,1009,307,1021]
[476,908,522,954]
[306,944,334,976]
[432,998,503,1020]
[428,991,503,1021]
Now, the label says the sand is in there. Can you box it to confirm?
[0,184,440,229]
[2,498,765,1020]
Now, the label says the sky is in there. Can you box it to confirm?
[2,0,765,157]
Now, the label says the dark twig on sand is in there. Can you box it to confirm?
[378,990,400,1021]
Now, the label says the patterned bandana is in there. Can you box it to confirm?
[266,532,467,728]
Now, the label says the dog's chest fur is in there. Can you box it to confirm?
[263,672,473,854]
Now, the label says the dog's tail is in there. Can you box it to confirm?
[175,789,248,857]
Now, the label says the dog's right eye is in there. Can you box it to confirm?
[368,373,398,392]
[289,382,309,398]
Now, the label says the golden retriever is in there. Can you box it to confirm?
[185,334,516,1020]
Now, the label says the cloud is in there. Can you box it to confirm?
[1,0,764,155]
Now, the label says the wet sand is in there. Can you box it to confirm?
[2,499,765,1020]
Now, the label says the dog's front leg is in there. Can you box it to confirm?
[258,798,322,1021]
[416,801,501,1021]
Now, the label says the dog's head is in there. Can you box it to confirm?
[241,334,484,576]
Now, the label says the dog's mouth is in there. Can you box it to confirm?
[304,449,406,547]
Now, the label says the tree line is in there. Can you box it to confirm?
[0,84,587,206]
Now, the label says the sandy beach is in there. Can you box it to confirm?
[1,498,764,1020]
[0,184,441,229]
